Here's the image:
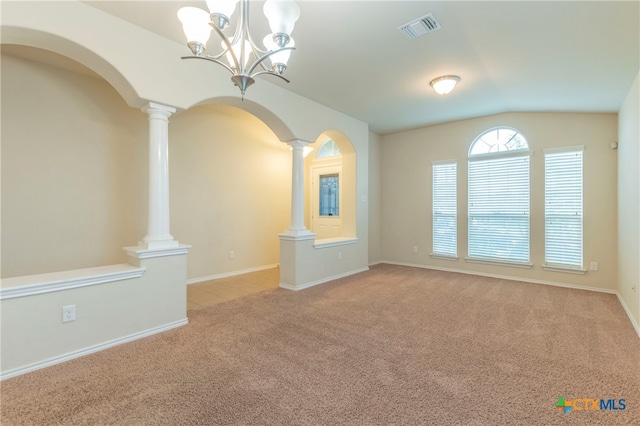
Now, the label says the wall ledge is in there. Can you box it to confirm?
[124,244,191,259]
[313,237,359,249]
[0,264,146,300]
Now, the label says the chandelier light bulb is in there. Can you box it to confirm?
[430,75,461,95]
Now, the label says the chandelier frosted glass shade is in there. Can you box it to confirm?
[177,7,212,55]
[263,0,300,42]
[430,75,461,95]
[177,0,300,96]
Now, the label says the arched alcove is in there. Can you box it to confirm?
[0,44,147,277]
[1,28,142,108]
[305,130,357,240]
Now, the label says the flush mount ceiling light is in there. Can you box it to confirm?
[430,75,460,95]
[178,0,300,97]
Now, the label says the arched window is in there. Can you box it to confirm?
[315,139,341,158]
[468,127,531,265]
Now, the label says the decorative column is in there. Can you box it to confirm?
[279,139,315,290]
[283,140,314,237]
[140,102,179,249]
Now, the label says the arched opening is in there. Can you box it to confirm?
[305,130,357,241]
[168,104,291,279]
[0,44,147,277]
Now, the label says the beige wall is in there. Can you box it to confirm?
[617,72,640,329]
[1,53,291,281]
[368,132,383,264]
[381,112,618,290]
[1,53,147,278]
[169,105,290,280]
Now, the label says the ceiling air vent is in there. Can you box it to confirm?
[398,13,442,40]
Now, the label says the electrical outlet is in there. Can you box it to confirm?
[589,261,598,271]
[338,252,343,260]
[229,251,235,260]
[413,246,418,253]
[62,305,76,323]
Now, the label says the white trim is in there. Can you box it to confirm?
[0,264,146,300]
[187,264,279,285]
[431,159,457,165]
[124,244,191,259]
[0,318,188,380]
[542,264,587,275]
[543,145,585,154]
[314,237,359,249]
[381,261,615,294]
[279,267,369,291]
[465,257,533,269]
[616,293,640,338]
[468,150,532,162]
[278,232,316,242]
[431,254,459,261]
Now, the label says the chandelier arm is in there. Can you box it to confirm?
[246,46,296,76]
[180,55,236,76]
[210,23,241,73]
[250,70,291,84]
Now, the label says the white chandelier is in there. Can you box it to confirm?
[177,0,300,97]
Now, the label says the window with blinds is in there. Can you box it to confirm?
[544,147,583,269]
[432,161,457,257]
[468,127,530,264]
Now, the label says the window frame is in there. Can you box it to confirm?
[467,127,532,268]
[432,160,458,259]
[543,146,585,273]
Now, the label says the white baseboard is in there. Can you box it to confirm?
[382,260,640,338]
[280,267,370,291]
[1,318,189,380]
[187,264,279,285]
[616,293,640,338]
[382,260,617,294]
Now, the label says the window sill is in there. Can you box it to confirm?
[430,254,459,261]
[465,257,533,269]
[314,237,358,249]
[542,264,587,275]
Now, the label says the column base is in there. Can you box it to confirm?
[138,239,180,250]
[124,243,191,260]
[279,229,316,241]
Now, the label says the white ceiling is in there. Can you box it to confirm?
[86,0,639,135]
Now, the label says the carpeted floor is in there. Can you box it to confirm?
[1,264,639,425]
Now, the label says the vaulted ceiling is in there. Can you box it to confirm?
[86,1,640,135]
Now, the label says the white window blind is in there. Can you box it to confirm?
[544,147,583,269]
[468,155,530,263]
[433,161,457,257]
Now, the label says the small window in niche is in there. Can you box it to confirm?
[316,139,341,158]
[319,173,339,216]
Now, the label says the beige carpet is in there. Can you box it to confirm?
[2,264,639,425]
